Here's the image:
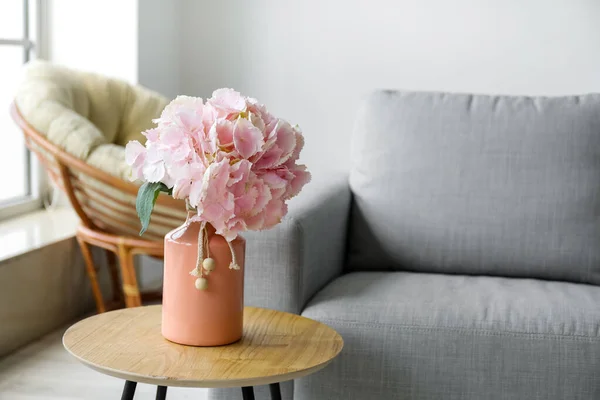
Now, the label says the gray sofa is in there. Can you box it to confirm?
[211,90,600,400]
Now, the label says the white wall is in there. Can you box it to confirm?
[43,0,600,175]
[138,0,180,98]
[48,0,138,83]
[178,0,600,175]
[49,0,181,96]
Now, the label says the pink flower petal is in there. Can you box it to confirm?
[229,160,251,185]
[202,104,218,133]
[202,202,231,223]
[244,212,265,230]
[247,99,276,126]
[264,119,279,143]
[196,159,235,224]
[207,88,247,118]
[233,117,264,159]
[285,127,305,165]
[252,180,272,215]
[235,188,258,213]
[261,171,287,189]
[197,124,217,155]
[158,95,204,122]
[145,146,163,164]
[188,180,203,207]
[270,187,286,200]
[273,120,296,165]
[172,140,194,162]
[176,109,203,133]
[249,111,265,133]
[262,198,287,228]
[221,218,245,242]
[209,119,235,148]
[172,179,192,199]
[142,128,159,142]
[254,145,283,169]
[285,166,311,199]
[160,127,184,147]
[143,161,165,183]
[125,141,145,165]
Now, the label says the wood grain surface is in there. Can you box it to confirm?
[62,306,343,388]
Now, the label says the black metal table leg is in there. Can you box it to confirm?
[121,381,137,400]
[269,383,282,400]
[241,386,255,400]
[155,385,167,400]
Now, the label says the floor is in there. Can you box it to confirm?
[0,326,208,400]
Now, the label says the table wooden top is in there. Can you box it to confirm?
[62,305,343,388]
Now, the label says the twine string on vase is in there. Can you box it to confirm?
[227,240,240,270]
[204,227,210,259]
[189,221,207,278]
[189,221,240,289]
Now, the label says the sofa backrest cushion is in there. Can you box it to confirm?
[348,90,600,285]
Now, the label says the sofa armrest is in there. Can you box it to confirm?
[243,175,351,313]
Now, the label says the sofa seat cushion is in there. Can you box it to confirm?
[299,272,600,400]
[348,90,600,285]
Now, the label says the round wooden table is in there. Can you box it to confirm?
[62,305,343,400]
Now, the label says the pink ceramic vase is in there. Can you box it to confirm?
[162,212,245,346]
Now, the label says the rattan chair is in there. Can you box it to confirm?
[11,61,186,312]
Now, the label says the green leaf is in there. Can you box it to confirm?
[136,182,170,235]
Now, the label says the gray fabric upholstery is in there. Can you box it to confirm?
[210,90,600,400]
[243,175,351,313]
[300,272,600,400]
[348,90,600,285]
[208,176,352,400]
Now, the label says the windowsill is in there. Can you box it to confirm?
[0,206,79,263]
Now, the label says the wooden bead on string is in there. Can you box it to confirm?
[202,258,216,274]
[195,277,208,290]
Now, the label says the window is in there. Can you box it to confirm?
[0,0,45,220]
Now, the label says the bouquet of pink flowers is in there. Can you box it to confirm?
[125,88,310,243]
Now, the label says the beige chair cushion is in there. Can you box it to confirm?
[14,61,187,236]
[86,144,131,181]
[15,60,168,180]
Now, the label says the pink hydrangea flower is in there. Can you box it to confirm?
[125,140,146,180]
[125,88,311,241]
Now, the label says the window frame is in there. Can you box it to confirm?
[0,0,49,221]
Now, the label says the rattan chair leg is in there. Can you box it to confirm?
[76,236,106,313]
[117,243,142,307]
[105,250,122,304]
